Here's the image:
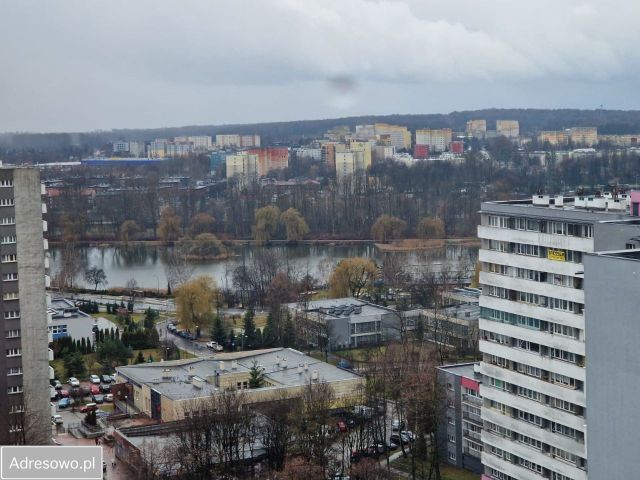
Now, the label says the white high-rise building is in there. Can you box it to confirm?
[477,192,637,480]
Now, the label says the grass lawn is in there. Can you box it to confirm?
[336,346,387,362]
[91,312,144,328]
[392,457,479,480]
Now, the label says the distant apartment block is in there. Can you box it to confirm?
[355,124,376,140]
[437,363,483,474]
[148,139,168,158]
[225,153,258,185]
[415,128,452,153]
[320,143,337,170]
[0,168,50,444]
[175,135,212,150]
[414,144,429,159]
[324,126,351,143]
[466,119,487,138]
[374,123,411,150]
[374,145,395,162]
[598,133,640,147]
[112,141,129,153]
[450,140,464,154]
[165,141,193,157]
[292,147,322,161]
[496,120,520,139]
[247,147,289,176]
[215,134,260,148]
[538,131,568,146]
[568,127,598,147]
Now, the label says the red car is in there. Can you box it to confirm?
[337,421,347,432]
[58,389,70,398]
[90,385,100,395]
[80,403,97,413]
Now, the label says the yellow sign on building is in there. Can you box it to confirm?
[547,249,566,261]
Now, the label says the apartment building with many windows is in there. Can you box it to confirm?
[0,167,50,444]
[437,363,484,474]
[478,192,640,480]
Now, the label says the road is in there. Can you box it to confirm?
[156,318,218,359]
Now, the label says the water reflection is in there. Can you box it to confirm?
[50,243,478,289]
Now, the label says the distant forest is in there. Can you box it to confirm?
[4,108,640,154]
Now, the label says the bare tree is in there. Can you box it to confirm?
[162,244,194,290]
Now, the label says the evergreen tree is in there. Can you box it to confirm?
[115,327,120,340]
[262,312,279,347]
[147,354,154,363]
[80,337,87,354]
[255,328,263,348]
[134,351,145,364]
[242,308,257,350]
[283,313,295,348]
[212,315,226,345]
[86,337,93,353]
[248,360,265,388]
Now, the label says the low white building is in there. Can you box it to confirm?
[48,298,118,342]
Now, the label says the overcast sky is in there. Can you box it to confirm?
[1,0,639,132]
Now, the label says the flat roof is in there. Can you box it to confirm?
[287,297,395,318]
[437,362,480,380]
[116,348,360,401]
[587,248,640,261]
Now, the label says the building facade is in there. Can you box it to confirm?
[496,120,520,139]
[538,131,568,146]
[415,128,452,153]
[466,120,487,138]
[374,123,411,150]
[568,127,598,147]
[225,153,258,185]
[478,192,640,480]
[583,249,640,480]
[0,168,50,445]
[437,363,483,474]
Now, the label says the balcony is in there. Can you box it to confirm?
[462,393,483,405]
[478,225,594,253]
[462,410,483,426]
[463,428,482,442]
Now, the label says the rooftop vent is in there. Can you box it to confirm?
[219,361,225,371]
[311,370,319,381]
[231,360,238,370]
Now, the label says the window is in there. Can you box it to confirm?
[490,377,505,390]
[448,434,456,443]
[488,239,509,252]
[1,236,16,244]
[8,404,24,414]
[0,198,14,206]
[551,422,577,438]
[0,179,14,187]
[463,387,480,397]
[518,410,543,426]
[551,348,577,363]
[7,386,23,394]
[519,458,543,474]
[447,417,455,425]
[518,433,543,450]
[551,397,579,414]
[489,445,505,458]
[551,323,579,338]
[551,472,574,480]
[447,382,454,391]
[1,254,17,263]
[49,325,67,335]
[551,372,578,389]
[448,452,456,462]
[517,363,541,378]
[516,243,540,256]
[487,422,511,437]
[3,292,18,301]
[6,348,21,357]
[7,367,22,376]
[4,311,19,319]
[3,273,17,281]
[487,285,508,298]
[490,468,517,480]
[517,385,541,401]
[5,329,20,338]
[551,446,578,464]
[0,217,15,225]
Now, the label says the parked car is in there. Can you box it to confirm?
[58,398,71,409]
[90,385,100,395]
[79,385,90,396]
[110,373,117,382]
[206,341,224,351]
[390,431,415,445]
[92,394,104,404]
[51,415,63,425]
[68,377,80,387]
[336,420,347,432]
[80,403,97,413]
[58,389,70,398]
[51,379,63,390]
[50,387,58,400]
[104,394,113,402]
[100,383,111,393]
[89,375,101,385]
[100,375,112,384]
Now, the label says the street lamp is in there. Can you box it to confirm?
[124,395,128,416]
